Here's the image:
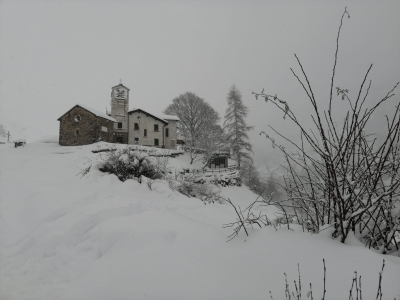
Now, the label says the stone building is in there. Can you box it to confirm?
[128,109,179,149]
[58,83,179,149]
[58,104,116,146]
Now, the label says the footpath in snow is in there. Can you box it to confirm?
[0,141,399,300]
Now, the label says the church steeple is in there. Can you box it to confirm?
[110,83,130,143]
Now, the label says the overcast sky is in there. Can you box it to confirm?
[1,0,399,166]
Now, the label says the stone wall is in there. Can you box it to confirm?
[59,106,114,146]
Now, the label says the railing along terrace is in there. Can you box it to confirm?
[181,165,238,174]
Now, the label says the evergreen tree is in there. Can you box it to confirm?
[223,85,253,168]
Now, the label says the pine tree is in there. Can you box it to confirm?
[223,85,253,168]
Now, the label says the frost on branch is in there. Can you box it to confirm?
[252,7,400,253]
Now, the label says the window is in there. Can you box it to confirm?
[154,138,159,146]
[210,157,226,168]
[134,123,139,130]
[75,129,80,135]
[165,128,169,137]
[74,115,81,122]
[117,122,122,129]
[134,138,139,144]
[154,124,159,132]
[144,129,147,137]
[215,157,222,164]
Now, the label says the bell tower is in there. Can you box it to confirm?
[110,82,130,143]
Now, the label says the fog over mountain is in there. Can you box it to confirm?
[1,1,399,167]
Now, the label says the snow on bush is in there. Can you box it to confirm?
[97,146,168,182]
[170,177,224,204]
[92,142,184,156]
[179,169,241,187]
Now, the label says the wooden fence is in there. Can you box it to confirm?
[92,147,184,158]
[181,165,238,174]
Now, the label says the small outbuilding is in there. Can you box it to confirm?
[58,104,116,146]
[208,154,229,169]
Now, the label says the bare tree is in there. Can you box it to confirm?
[224,84,253,168]
[252,8,400,252]
[198,124,228,167]
[164,92,220,164]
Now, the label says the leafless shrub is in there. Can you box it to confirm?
[223,193,276,241]
[269,260,391,300]
[77,165,91,178]
[252,7,400,252]
[240,161,282,201]
[171,175,224,204]
[192,183,224,204]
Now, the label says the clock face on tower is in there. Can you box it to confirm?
[114,89,126,100]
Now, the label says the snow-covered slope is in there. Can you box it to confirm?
[0,142,399,300]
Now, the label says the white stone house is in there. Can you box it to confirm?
[128,109,179,150]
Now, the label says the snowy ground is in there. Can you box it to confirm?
[0,141,399,300]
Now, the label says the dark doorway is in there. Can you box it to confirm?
[116,137,123,143]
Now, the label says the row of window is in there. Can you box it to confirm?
[73,120,169,139]
[129,123,169,137]
[74,128,160,147]
[74,117,168,137]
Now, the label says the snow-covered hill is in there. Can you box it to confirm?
[0,142,399,300]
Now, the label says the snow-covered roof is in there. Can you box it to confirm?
[58,104,117,122]
[128,108,169,124]
[128,108,180,123]
[158,114,180,121]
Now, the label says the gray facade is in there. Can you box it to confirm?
[58,105,115,146]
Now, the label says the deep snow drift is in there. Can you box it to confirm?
[0,142,399,300]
